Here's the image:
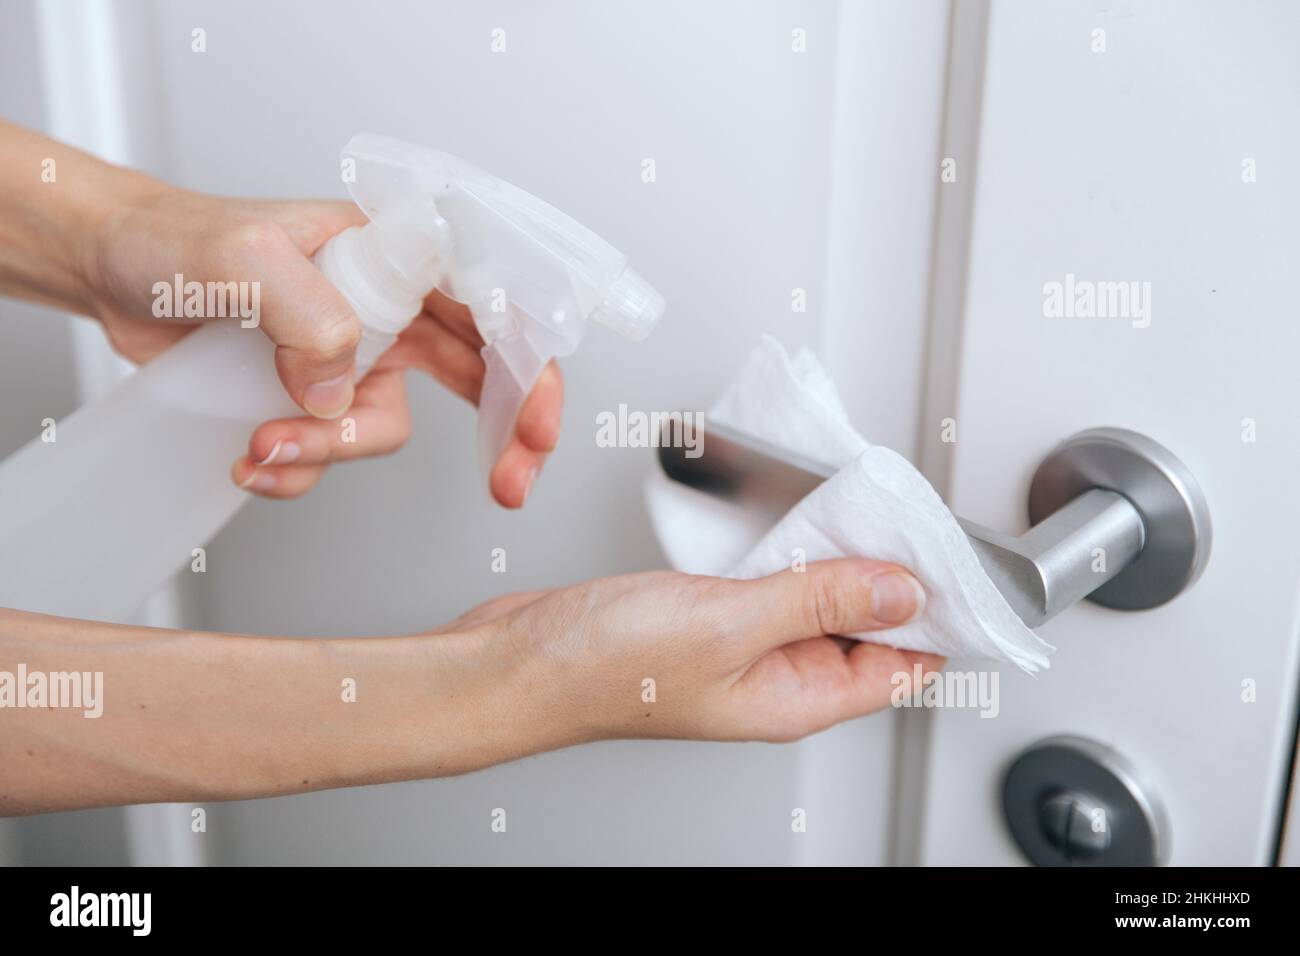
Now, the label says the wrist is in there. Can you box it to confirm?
[440,623,602,766]
[74,167,175,314]
[321,624,593,785]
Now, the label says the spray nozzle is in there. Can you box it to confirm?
[336,132,665,483]
[592,268,666,341]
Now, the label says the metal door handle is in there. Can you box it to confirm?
[657,424,1211,627]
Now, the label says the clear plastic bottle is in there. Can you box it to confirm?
[0,133,663,621]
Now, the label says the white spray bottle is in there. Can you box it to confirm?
[0,133,664,621]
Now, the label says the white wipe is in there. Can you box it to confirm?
[645,337,1053,674]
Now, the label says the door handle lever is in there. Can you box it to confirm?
[657,424,1211,627]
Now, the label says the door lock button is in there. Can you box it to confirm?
[1039,790,1111,860]
[1003,736,1169,866]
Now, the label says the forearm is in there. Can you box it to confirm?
[0,608,573,815]
[0,119,164,315]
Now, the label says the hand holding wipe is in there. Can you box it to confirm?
[646,338,1054,674]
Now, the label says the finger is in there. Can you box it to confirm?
[386,323,563,445]
[486,361,563,507]
[228,222,361,419]
[489,437,545,509]
[828,645,947,723]
[514,361,563,453]
[243,369,411,467]
[734,640,944,738]
[261,200,368,256]
[727,559,927,655]
[386,324,560,508]
[376,315,484,404]
[422,288,480,347]
[230,459,329,499]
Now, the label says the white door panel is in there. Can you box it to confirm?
[2,0,948,865]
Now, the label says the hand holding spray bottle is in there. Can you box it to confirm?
[0,134,665,620]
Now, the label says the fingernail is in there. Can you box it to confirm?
[869,571,925,625]
[303,372,354,419]
[522,466,538,503]
[238,469,275,493]
[257,439,300,466]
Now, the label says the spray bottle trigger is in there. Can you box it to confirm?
[477,343,536,494]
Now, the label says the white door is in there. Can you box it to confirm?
[913,0,1300,865]
[5,0,1295,867]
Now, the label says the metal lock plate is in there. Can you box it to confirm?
[1003,736,1169,866]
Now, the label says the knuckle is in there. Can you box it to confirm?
[223,219,288,262]
[311,312,362,361]
[807,571,851,636]
[676,576,746,655]
[687,576,735,627]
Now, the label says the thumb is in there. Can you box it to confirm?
[256,238,361,418]
[727,559,926,654]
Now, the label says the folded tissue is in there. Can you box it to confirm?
[644,336,1053,674]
